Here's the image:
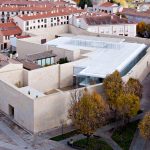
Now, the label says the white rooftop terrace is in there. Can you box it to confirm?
[19,86,45,99]
[46,35,147,78]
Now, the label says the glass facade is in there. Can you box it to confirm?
[35,57,55,67]
[74,48,146,87]
[120,48,146,76]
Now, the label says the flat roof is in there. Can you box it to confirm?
[46,35,147,78]
[19,86,45,99]
[27,51,56,61]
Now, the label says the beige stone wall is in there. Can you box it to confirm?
[0,80,34,132]
[33,83,104,133]
[16,39,47,59]
[0,64,23,85]
[27,64,59,92]
[25,25,69,40]
[59,62,74,88]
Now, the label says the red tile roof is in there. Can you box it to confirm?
[122,8,150,18]
[0,22,22,36]
[18,7,85,21]
[84,15,136,25]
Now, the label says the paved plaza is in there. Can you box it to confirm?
[0,113,74,150]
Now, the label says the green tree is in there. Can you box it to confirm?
[125,78,143,98]
[116,93,140,125]
[58,57,69,64]
[78,0,93,9]
[139,112,150,140]
[68,89,107,145]
[103,70,123,109]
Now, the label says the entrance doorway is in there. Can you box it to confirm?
[9,105,14,118]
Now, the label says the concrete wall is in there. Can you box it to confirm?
[0,80,34,132]
[0,64,23,85]
[27,64,59,92]
[16,39,47,59]
[33,83,104,133]
[59,62,74,88]
[25,25,69,40]
[23,62,75,92]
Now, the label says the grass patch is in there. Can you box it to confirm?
[73,137,113,150]
[112,121,139,150]
[50,130,79,141]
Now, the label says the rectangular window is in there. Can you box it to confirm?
[46,58,51,65]
[37,60,41,65]
[42,59,46,66]
[51,57,54,64]
[44,19,47,23]
[26,21,29,26]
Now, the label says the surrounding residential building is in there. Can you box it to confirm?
[93,2,123,14]
[13,7,85,32]
[121,8,150,24]
[70,12,137,37]
[0,22,22,50]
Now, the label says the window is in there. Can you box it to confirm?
[41,19,43,22]
[38,20,40,23]
[42,59,46,66]
[38,25,40,28]
[51,23,53,27]
[46,58,51,65]
[26,21,29,26]
[37,60,41,65]
[41,25,43,28]
[30,27,32,29]
[54,17,56,20]
[33,26,35,29]
[44,24,47,28]
[51,18,53,22]
[51,57,54,64]
[26,27,29,31]
[44,19,47,23]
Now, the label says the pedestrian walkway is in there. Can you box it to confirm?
[129,129,146,150]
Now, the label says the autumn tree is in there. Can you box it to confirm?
[116,93,140,125]
[125,78,143,98]
[68,89,108,144]
[139,112,150,140]
[103,70,123,109]
[137,22,147,37]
